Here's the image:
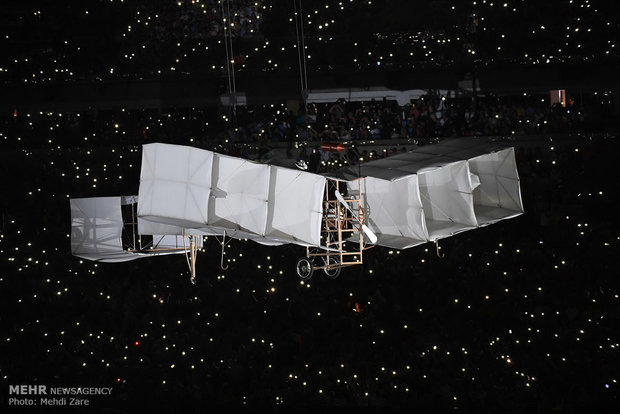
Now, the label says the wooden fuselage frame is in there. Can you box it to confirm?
[306,177,371,271]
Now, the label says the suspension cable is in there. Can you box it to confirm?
[293,0,308,113]
[221,0,236,117]
[226,0,237,115]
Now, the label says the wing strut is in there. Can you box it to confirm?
[183,234,200,285]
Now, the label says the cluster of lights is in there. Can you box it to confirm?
[0,0,618,408]
[1,108,618,406]
[0,1,617,82]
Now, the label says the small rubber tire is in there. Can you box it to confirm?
[296,257,314,280]
[323,257,341,279]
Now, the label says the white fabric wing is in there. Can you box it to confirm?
[71,196,187,262]
[71,196,126,261]
[363,176,428,248]
[138,143,213,229]
[418,160,478,240]
[346,138,524,244]
[265,166,325,246]
[137,144,325,247]
[208,154,270,235]
[469,147,524,225]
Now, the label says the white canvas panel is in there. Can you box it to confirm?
[469,148,524,225]
[249,238,288,246]
[471,205,524,225]
[265,166,325,246]
[208,154,270,235]
[138,143,213,226]
[195,225,286,246]
[71,197,125,258]
[348,138,519,182]
[71,197,187,262]
[351,165,401,181]
[363,176,428,247]
[72,252,140,263]
[137,218,209,236]
[152,234,203,249]
[362,158,411,169]
[373,234,427,249]
[196,225,257,239]
[79,249,187,262]
[351,152,443,181]
[418,161,478,240]
[391,176,429,241]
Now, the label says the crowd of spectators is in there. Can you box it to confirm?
[1,0,266,83]
[141,0,263,41]
[235,94,592,142]
[1,0,617,83]
[1,92,608,173]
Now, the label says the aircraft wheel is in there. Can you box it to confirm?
[323,257,341,279]
[296,257,314,280]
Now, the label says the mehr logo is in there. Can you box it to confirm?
[9,385,47,395]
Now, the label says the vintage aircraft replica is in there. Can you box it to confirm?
[70,138,524,283]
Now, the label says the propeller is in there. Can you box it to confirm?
[334,190,378,244]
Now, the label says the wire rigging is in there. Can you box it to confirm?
[221,0,237,118]
[293,0,309,114]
